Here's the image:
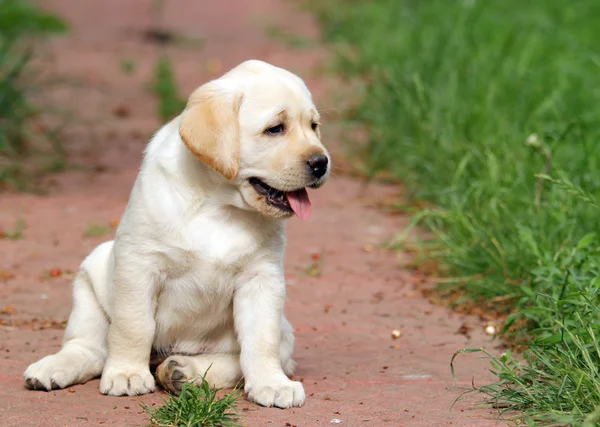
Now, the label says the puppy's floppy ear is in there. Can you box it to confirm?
[179,83,243,180]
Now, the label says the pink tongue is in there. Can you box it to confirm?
[286,188,311,219]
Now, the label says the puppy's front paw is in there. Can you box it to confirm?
[246,378,305,408]
[100,364,155,396]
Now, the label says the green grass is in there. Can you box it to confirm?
[119,57,138,75]
[148,56,186,123]
[144,379,241,427]
[82,224,109,238]
[266,25,315,49]
[312,0,600,424]
[0,217,25,239]
[0,0,67,189]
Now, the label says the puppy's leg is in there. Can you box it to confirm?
[156,354,242,394]
[24,271,108,390]
[99,255,158,396]
[280,315,297,377]
[234,270,305,409]
[156,317,295,395]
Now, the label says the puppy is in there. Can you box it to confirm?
[23,60,330,408]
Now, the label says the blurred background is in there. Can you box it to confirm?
[2,0,600,425]
[0,0,326,191]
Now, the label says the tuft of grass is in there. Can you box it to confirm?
[143,379,242,427]
[0,0,67,189]
[266,25,315,49]
[452,234,600,425]
[83,224,109,238]
[313,0,600,423]
[148,56,186,123]
[0,217,25,239]
[0,0,65,39]
[119,57,137,75]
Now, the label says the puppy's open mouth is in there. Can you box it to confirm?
[249,178,311,219]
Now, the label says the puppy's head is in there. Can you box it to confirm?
[179,60,330,220]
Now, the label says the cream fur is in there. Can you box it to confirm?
[23,60,330,409]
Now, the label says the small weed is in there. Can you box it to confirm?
[0,0,66,39]
[143,378,242,427]
[83,224,109,238]
[1,218,25,239]
[266,25,314,49]
[119,57,137,75]
[148,56,186,123]
[0,0,67,189]
[305,251,325,277]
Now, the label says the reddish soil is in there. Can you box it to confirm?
[0,0,507,426]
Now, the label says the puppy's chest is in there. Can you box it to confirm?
[155,224,259,330]
[161,218,263,282]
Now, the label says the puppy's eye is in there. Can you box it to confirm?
[311,123,319,131]
[265,124,284,135]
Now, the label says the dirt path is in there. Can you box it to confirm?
[1,1,504,426]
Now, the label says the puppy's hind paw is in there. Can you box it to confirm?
[155,356,196,394]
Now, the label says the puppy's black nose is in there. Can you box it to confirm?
[307,154,329,179]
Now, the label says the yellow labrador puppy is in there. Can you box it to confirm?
[23,60,330,408]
